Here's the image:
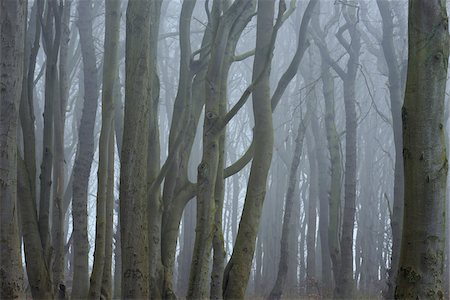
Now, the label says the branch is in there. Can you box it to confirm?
[336,22,351,53]
[220,0,287,130]
[233,48,255,61]
[271,0,318,111]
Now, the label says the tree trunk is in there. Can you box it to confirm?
[306,130,318,297]
[395,1,449,298]
[39,0,62,272]
[52,1,71,295]
[72,0,99,298]
[222,0,275,298]
[0,1,26,298]
[312,110,332,295]
[88,0,120,298]
[120,0,154,297]
[269,84,311,300]
[376,2,405,297]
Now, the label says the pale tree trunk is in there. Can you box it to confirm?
[321,58,341,291]
[146,2,163,298]
[314,4,360,297]
[210,3,257,297]
[336,8,360,299]
[17,0,53,298]
[88,0,120,298]
[376,2,404,297]
[312,109,332,295]
[72,0,99,297]
[39,0,62,273]
[395,0,449,298]
[52,1,71,296]
[160,0,206,296]
[120,0,154,297]
[222,0,275,298]
[269,84,312,300]
[312,7,342,291]
[187,1,256,298]
[306,129,318,297]
[0,0,26,298]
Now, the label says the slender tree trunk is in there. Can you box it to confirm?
[72,0,99,297]
[39,0,62,271]
[0,1,26,298]
[312,111,332,295]
[395,1,449,298]
[223,1,275,298]
[376,2,405,297]
[52,2,71,295]
[88,0,120,298]
[269,87,311,300]
[17,1,53,298]
[187,1,255,298]
[306,130,318,297]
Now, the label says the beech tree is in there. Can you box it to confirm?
[0,0,26,297]
[2,1,450,299]
[396,0,449,298]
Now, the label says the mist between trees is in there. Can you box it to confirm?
[1,0,450,299]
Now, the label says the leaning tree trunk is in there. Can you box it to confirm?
[222,0,275,298]
[72,0,99,298]
[88,0,120,298]
[395,0,449,298]
[0,1,26,298]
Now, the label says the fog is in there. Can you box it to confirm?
[1,0,450,299]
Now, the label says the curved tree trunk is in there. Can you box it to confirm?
[222,1,275,298]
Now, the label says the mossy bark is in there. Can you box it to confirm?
[395,1,449,298]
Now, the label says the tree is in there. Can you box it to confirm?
[395,0,449,298]
[222,0,277,297]
[0,0,26,298]
[120,0,155,297]
[88,0,120,298]
[72,0,99,297]
[313,3,361,297]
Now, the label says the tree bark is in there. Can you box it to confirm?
[52,1,71,295]
[120,0,154,297]
[88,0,120,298]
[72,0,99,297]
[222,1,275,298]
[0,1,26,298]
[395,1,449,298]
